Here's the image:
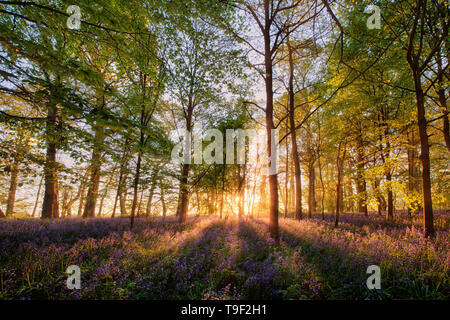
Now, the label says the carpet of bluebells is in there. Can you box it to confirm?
[0,213,448,300]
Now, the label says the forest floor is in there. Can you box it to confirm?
[0,213,448,300]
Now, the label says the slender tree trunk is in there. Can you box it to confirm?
[6,161,19,216]
[318,158,325,220]
[53,179,60,218]
[284,136,289,218]
[335,139,347,227]
[83,94,105,218]
[264,57,279,239]
[412,75,434,237]
[178,104,193,223]
[98,178,111,217]
[78,184,86,217]
[386,168,394,220]
[42,101,59,219]
[407,130,421,215]
[32,176,44,218]
[161,186,167,220]
[258,174,267,219]
[61,188,69,218]
[308,162,316,218]
[130,152,142,229]
[178,162,190,223]
[287,37,302,221]
[238,164,246,217]
[112,138,130,218]
[146,185,155,217]
[385,129,394,221]
[317,119,325,219]
[137,187,144,217]
[197,192,202,216]
[131,133,146,224]
[356,131,368,216]
[436,53,450,152]
[406,2,435,237]
[220,168,225,219]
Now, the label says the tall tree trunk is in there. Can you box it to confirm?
[436,53,450,152]
[146,185,156,217]
[406,0,435,237]
[130,152,142,229]
[120,191,127,216]
[317,118,325,219]
[83,94,105,218]
[78,184,86,217]
[137,187,144,217]
[308,162,316,218]
[258,174,267,219]
[287,36,302,221]
[161,186,167,220]
[220,168,225,219]
[335,139,347,227]
[386,168,394,220]
[178,104,193,223]
[385,127,394,221]
[412,75,434,237]
[6,161,19,216]
[356,130,368,216]
[318,157,325,220]
[98,174,113,217]
[112,138,130,218]
[264,48,279,240]
[284,136,289,218]
[407,130,421,215]
[131,132,146,224]
[197,192,202,216]
[32,176,44,218]
[53,179,60,218]
[61,188,69,218]
[238,164,246,217]
[42,101,59,219]
[178,162,190,223]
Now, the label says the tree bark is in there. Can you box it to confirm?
[238,164,246,217]
[32,176,43,218]
[411,74,434,237]
[335,139,347,227]
[6,161,19,216]
[406,0,435,237]
[407,130,421,215]
[146,179,156,217]
[220,167,225,219]
[284,136,289,218]
[436,52,450,152]
[287,36,302,221]
[356,130,368,216]
[112,138,130,218]
[130,152,142,229]
[161,186,167,220]
[41,100,59,219]
[178,102,193,224]
[83,94,105,218]
[308,162,316,218]
[264,32,279,240]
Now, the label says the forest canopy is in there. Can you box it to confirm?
[0,0,448,239]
